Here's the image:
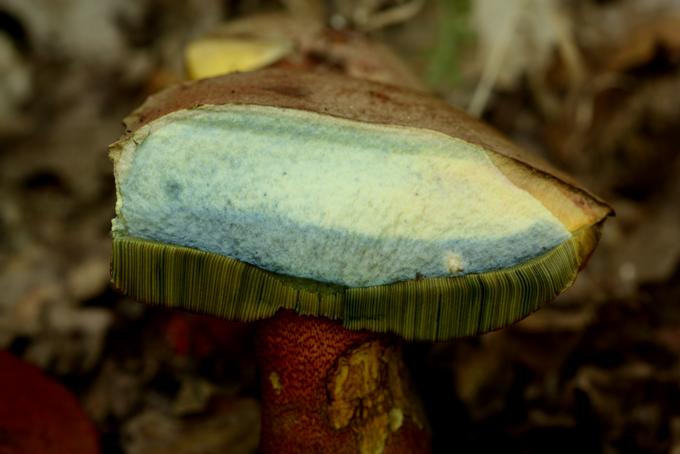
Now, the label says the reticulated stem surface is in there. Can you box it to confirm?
[256,310,431,454]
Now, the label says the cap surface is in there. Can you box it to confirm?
[110,69,611,340]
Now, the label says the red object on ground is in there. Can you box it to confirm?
[0,351,100,454]
[165,313,252,358]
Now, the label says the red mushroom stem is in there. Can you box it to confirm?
[256,310,431,453]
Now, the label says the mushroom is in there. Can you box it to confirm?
[109,69,611,453]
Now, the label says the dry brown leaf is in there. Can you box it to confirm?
[123,399,260,454]
[605,15,680,71]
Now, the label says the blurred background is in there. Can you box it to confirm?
[0,0,678,452]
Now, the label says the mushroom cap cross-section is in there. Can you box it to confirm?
[110,69,611,341]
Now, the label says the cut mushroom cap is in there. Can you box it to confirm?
[109,68,612,341]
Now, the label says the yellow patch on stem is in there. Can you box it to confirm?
[269,372,282,395]
[327,341,424,454]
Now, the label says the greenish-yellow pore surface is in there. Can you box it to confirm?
[112,105,570,287]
